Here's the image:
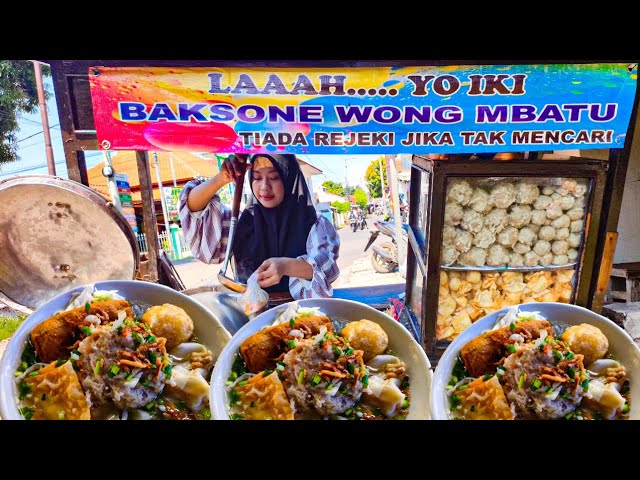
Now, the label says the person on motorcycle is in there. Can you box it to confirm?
[349,208,358,232]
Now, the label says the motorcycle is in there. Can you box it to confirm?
[364,220,409,274]
[349,212,358,232]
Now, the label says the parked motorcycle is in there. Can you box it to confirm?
[364,220,409,274]
[349,212,358,232]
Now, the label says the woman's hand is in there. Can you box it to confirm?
[255,257,289,288]
[219,154,250,184]
[256,257,313,288]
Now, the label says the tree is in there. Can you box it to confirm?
[365,156,387,198]
[331,200,350,213]
[322,180,346,197]
[353,187,368,209]
[0,60,50,165]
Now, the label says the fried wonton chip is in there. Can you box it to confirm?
[23,360,90,420]
[456,375,514,420]
[234,371,294,420]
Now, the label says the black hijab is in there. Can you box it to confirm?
[232,154,318,293]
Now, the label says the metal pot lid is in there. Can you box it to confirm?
[0,175,139,312]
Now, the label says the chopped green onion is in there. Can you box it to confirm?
[457,385,469,391]
[126,373,134,381]
[81,326,92,336]
[132,332,144,344]
[345,347,354,355]
[311,374,322,386]
[622,403,630,414]
[581,378,590,389]
[197,408,211,420]
[496,365,506,372]
[238,380,248,387]
[402,399,410,409]
[85,302,91,312]
[565,412,574,420]
[141,377,150,388]
[262,369,273,377]
[361,374,369,386]
[450,395,461,409]
[107,364,120,378]
[146,335,156,343]
[28,371,39,377]
[530,378,542,391]
[332,345,344,357]
[564,351,575,359]
[176,401,187,410]
[507,344,517,354]
[509,322,515,331]
[94,357,102,375]
[552,349,563,361]
[145,401,155,411]
[344,408,353,416]
[568,367,576,379]
[149,352,157,364]
[518,372,525,389]
[70,349,81,357]
[162,364,173,376]
[286,340,296,349]
[482,374,493,381]
[230,413,244,420]
[346,363,355,374]
[55,358,67,367]
[289,319,295,327]
[19,407,35,420]
[297,369,305,384]
[18,381,30,400]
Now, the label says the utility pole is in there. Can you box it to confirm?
[386,154,407,278]
[103,150,122,212]
[32,60,55,176]
[379,157,387,216]
[153,152,172,256]
[168,153,178,188]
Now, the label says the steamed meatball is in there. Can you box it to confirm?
[444,202,464,226]
[559,195,575,211]
[533,239,551,256]
[541,186,555,196]
[473,227,496,249]
[459,247,487,267]
[567,207,584,221]
[531,209,548,226]
[486,244,510,267]
[546,202,563,220]
[539,252,553,266]
[508,252,524,267]
[461,208,484,233]
[490,183,517,209]
[509,205,533,228]
[515,182,540,205]
[561,324,609,366]
[523,251,540,267]
[443,225,457,244]
[551,214,570,229]
[570,219,584,233]
[484,208,508,234]
[518,227,537,246]
[341,319,389,362]
[567,248,579,262]
[534,195,552,210]
[142,303,194,350]
[468,188,492,213]
[538,226,556,241]
[555,227,570,241]
[454,229,473,253]
[497,226,519,248]
[446,180,473,205]
[568,233,581,248]
[441,245,459,265]
[513,242,531,254]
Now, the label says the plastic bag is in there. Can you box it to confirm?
[238,272,269,316]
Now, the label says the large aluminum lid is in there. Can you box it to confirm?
[0,175,139,312]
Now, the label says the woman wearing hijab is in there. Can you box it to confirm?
[179,154,340,298]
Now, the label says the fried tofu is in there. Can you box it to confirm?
[460,320,552,377]
[240,315,332,373]
[30,300,131,363]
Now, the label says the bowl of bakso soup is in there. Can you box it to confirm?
[431,302,640,420]
[210,298,432,420]
[0,280,231,420]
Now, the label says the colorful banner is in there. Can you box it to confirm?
[88,63,638,154]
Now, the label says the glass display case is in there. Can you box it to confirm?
[404,156,608,362]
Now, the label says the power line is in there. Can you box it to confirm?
[16,123,60,143]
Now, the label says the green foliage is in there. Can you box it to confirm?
[365,156,387,198]
[0,314,27,341]
[353,187,368,209]
[331,200,350,214]
[0,60,51,165]
[322,180,346,197]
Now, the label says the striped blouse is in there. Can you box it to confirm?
[178,179,341,299]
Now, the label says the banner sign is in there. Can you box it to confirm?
[88,63,638,154]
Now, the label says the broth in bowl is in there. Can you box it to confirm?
[431,302,639,420]
[211,299,432,420]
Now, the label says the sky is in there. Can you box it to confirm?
[0,76,381,191]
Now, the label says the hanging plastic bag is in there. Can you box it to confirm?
[238,272,269,316]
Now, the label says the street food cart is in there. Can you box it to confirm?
[44,60,639,364]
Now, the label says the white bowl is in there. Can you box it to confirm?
[430,302,640,420]
[210,298,432,420]
[0,280,231,420]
